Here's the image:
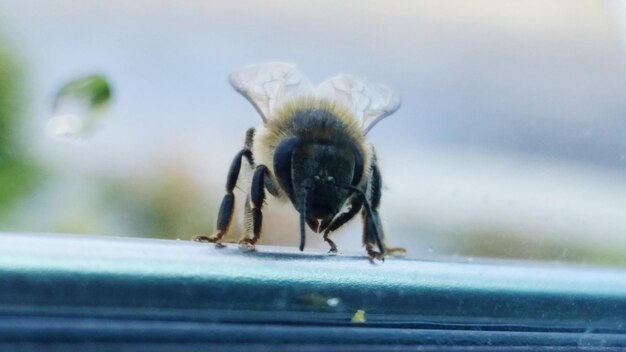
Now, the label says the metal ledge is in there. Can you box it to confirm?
[1,232,625,350]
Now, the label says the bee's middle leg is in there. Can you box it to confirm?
[239,165,270,250]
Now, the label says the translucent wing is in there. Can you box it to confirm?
[229,62,312,122]
[316,74,401,134]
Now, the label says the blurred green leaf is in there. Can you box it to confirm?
[0,43,21,156]
[54,74,112,111]
[48,74,113,137]
[0,157,42,212]
[0,35,42,214]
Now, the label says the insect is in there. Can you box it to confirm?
[193,62,405,259]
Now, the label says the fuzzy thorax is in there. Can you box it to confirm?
[252,97,371,199]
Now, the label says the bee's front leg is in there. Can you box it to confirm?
[321,195,363,254]
[239,165,271,250]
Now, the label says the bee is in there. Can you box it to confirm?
[193,62,405,259]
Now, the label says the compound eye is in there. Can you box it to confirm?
[273,136,299,202]
[351,142,364,186]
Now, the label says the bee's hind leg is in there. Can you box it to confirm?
[362,157,406,260]
[362,208,385,260]
[193,129,255,245]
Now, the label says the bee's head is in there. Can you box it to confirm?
[273,136,364,219]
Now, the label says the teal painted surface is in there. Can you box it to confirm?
[0,232,625,329]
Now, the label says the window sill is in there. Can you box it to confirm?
[1,232,625,350]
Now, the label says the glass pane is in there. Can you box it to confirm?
[0,0,625,266]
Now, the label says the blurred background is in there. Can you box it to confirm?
[0,0,625,265]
